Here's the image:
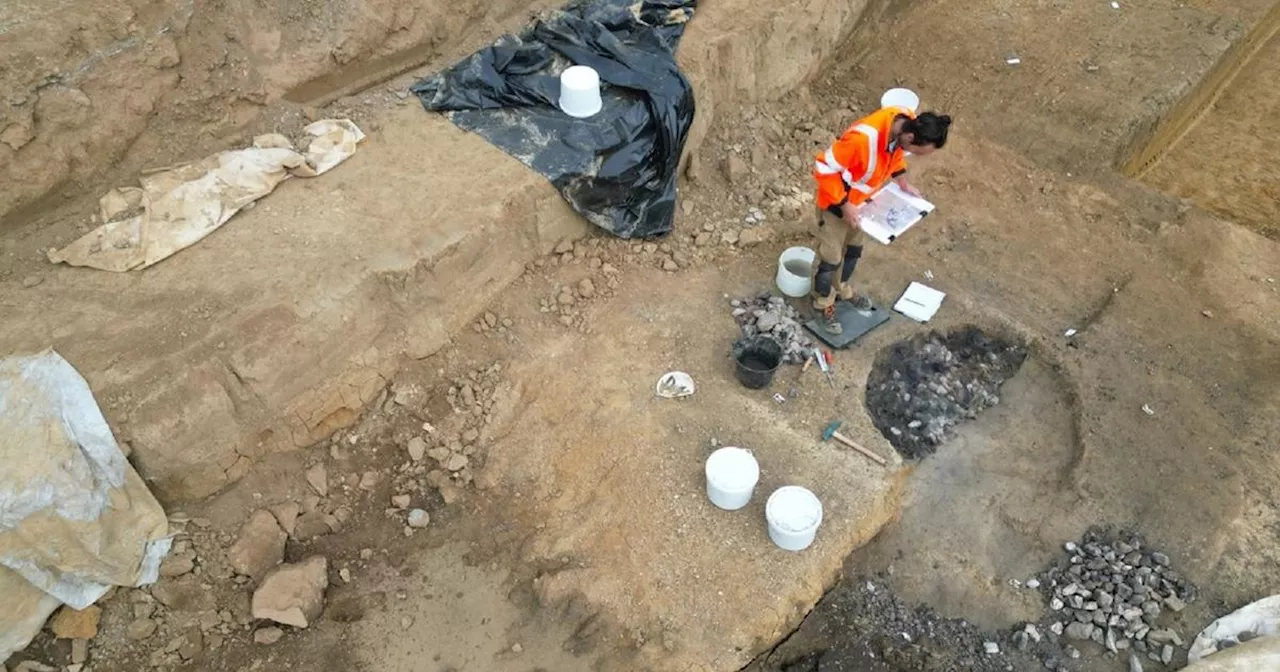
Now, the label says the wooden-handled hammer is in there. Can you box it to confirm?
[821,420,888,467]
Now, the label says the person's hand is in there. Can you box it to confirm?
[898,179,922,197]
[840,202,861,229]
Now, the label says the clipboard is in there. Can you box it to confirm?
[858,183,935,245]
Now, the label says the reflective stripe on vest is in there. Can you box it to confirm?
[814,124,881,195]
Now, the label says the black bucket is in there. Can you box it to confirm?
[734,336,783,389]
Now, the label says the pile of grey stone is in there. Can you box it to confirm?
[1031,528,1196,667]
[729,293,816,365]
[864,326,1026,459]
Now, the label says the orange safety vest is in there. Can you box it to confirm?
[813,107,915,210]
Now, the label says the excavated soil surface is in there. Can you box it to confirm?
[5,0,1280,671]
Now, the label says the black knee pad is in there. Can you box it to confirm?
[814,260,839,295]
[841,246,863,281]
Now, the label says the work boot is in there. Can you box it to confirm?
[845,294,873,312]
[822,305,843,335]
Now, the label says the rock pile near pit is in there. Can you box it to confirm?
[865,326,1026,459]
[729,294,816,365]
[1029,528,1196,667]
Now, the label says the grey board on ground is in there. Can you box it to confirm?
[805,300,892,349]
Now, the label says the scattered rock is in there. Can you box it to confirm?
[722,153,750,182]
[292,510,332,540]
[983,641,1000,654]
[254,627,285,644]
[71,638,88,664]
[21,275,43,288]
[228,510,287,580]
[358,471,381,491]
[407,509,430,528]
[160,550,197,577]
[391,494,411,509]
[553,239,574,255]
[14,662,56,672]
[1065,623,1094,641]
[407,437,427,462]
[305,463,328,497]
[251,556,329,628]
[269,501,301,535]
[461,429,479,445]
[737,227,773,247]
[443,453,469,472]
[126,618,158,640]
[50,605,100,640]
[662,258,679,272]
[578,278,596,298]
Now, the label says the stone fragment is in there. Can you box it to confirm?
[251,556,329,628]
[1065,623,1094,641]
[269,502,301,535]
[127,618,158,640]
[983,641,1000,654]
[1151,552,1170,566]
[407,509,430,528]
[358,471,381,491]
[578,278,596,298]
[71,638,88,664]
[662,258,679,272]
[1161,644,1173,665]
[407,437,427,462]
[160,550,197,577]
[444,453,469,472]
[228,510,287,580]
[292,510,332,540]
[722,154,749,182]
[305,463,328,496]
[50,606,101,640]
[391,494,411,509]
[254,627,284,644]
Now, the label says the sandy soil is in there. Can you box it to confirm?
[4,0,1280,671]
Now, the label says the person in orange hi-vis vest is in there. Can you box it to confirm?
[810,106,952,335]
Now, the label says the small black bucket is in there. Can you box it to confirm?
[734,336,783,389]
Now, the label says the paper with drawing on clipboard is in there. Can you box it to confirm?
[858,182,935,245]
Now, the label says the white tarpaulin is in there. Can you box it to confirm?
[1183,595,1280,670]
[0,350,172,662]
[48,119,365,272]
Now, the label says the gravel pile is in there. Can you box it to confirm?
[729,293,816,365]
[865,326,1026,459]
[1032,528,1197,668]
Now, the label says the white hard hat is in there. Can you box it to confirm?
[881,88,920,113]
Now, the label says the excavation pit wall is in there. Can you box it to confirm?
[0,0,875,500]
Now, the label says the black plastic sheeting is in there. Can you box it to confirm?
[410,0,697,239]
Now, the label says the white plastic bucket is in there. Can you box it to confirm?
[880,87,920,113]
[705,447,759,511]
[559,66,603,118]
[776,246,816,298]
[766,486,823,551]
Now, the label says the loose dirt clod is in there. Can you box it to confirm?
[865,326,1026,459]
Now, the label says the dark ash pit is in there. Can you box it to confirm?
[866,325,1027,459]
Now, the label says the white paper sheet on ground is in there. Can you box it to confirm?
[47,119,365,272]
[858,183,935,245]
[894,282,946,322]
[0,350,172,662]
